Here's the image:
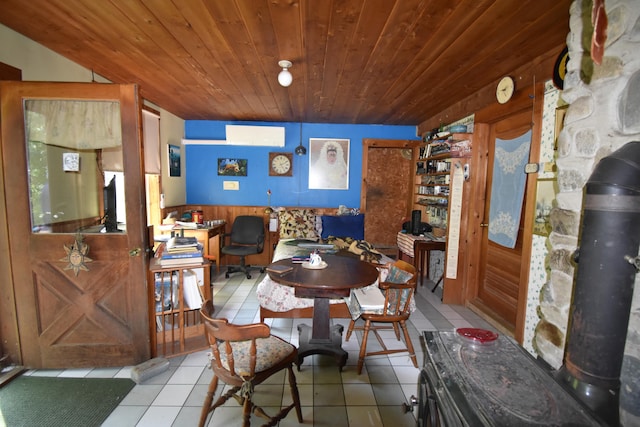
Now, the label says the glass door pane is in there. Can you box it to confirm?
[24,99,125,234]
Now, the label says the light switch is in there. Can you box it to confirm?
[223,181,239,190]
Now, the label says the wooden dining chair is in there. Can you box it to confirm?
[198,300,303,427]
[345,260,419,374]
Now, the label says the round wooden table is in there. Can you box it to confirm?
[267,254,379,370]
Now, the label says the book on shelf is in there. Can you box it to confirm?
[166,235,199,250]
[183,270,203,310]
[159,256,204,267]
[155,241,203,259]
[161,249,203,259]
[154,272,178,313]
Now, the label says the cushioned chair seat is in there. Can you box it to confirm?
[216,335,297,376]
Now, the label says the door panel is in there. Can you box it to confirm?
[479,235,523,325]
[475,109,533,334]
[361,140,415,249]
[0,82,149,368]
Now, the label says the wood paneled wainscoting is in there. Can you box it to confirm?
[161,206,341,268]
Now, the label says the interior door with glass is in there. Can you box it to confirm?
[0,82,150,368]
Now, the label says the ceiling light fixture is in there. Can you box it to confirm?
[278,60,293,87]
[295,122,307,156]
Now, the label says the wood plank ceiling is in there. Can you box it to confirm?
[0,0,571,128]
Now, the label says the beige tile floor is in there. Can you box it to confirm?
[24,270,493,426]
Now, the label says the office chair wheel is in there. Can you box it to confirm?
[247,274,252,279]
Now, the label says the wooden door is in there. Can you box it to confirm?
[0,62,21,367]
[0,82,150,368]
[471,85,542,340]
[361,139,417,250]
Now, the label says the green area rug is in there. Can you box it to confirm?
[0,375,135,427]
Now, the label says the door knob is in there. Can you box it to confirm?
[129,248,141,257]
[480,223,489,227]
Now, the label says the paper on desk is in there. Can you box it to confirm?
[175,221,198,228]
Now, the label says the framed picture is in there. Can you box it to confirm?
[308,138,350,189]
[533,179,557,236]
[168,144,181,177]
[554,105,568,152]
[217,158,247,176]
[62,152,80,172]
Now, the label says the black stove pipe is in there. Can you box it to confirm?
[557,141,640,426]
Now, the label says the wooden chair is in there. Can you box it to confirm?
[345,260,419,374]
[198,300,303,427]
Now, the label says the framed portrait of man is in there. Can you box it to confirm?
[309,138,350,190]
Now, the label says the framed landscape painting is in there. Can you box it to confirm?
[217,158,247,176]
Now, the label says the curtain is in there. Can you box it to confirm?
[142,109,161,174]
[25,100,121,149]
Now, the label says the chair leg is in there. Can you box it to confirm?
[400,320,419,368]
[357,320,371,375]
[242,395,252,427]
[345,319,356,341]
[288,365,304,422]
[392,322,402,340]
[199,376,219,427]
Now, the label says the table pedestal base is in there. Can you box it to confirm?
[296,324,347,371]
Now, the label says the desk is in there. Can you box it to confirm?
[397,232,446,290]
[267,254,379,370]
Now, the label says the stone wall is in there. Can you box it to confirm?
[533,1,640,424]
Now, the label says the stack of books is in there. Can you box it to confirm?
[158,236,204,267]
[291,251,311,264]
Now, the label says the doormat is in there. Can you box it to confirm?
[0,375,135,427]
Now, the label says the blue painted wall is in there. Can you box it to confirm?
[184,120,419,208]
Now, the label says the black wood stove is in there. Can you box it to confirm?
[414,329,604,426]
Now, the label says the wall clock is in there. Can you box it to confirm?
[496,76,515,104]
[269,152,293,176]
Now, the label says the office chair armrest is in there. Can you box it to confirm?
[256,234,265,252]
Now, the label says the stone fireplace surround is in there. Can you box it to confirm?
[532,1,640,424]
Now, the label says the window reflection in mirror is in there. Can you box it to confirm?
[25,99,126,234]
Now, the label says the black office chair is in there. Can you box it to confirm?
[221,215,265,279]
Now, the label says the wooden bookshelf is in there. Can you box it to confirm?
[148,259,212,357]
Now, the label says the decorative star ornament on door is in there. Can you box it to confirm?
[61,233,92,275]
